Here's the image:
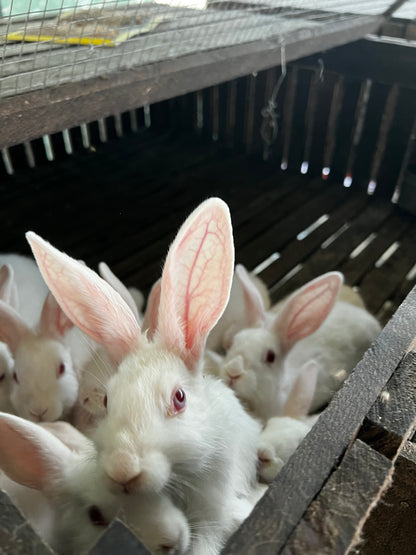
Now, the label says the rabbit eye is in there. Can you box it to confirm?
[265,350,276,364]
[103,395,108,409]
[168,387,186,416]
[13,372,19,384]
[0,374,5,382]
[88,505,109,527]
[57,363,65,378]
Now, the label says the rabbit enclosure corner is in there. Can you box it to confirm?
[1,0,416,553]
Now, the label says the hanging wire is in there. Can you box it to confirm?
[260,44,287,162]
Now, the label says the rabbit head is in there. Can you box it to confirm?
[219,272,343,421]
[0,412,119,554]
[0,292,79,422]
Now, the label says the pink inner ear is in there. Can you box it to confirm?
[158,198,234,370]
[275,273,342,356]
[26,232,141,366]
[40,292,74,338]
[0,415,67,490]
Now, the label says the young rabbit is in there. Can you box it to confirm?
[206,264,271,353]
[219,268,382,420]
[0,265,17,413]
[27,198,262,555]
[257,360,319,483]
[0,412,191,555]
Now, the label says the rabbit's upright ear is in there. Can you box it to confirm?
[283,359,318,419]
[40,292,74,339]
[0,264,19,311]
[235,264,266,326]
[141,278,161,340]
[26,232,141,366]
[0,412,70,490]
[98,262,141,323]
[273,272,343,357]
[0,301,29,355]
[158,198,234,371]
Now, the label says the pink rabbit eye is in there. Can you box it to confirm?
[103,395,108,409]
[168,387,186,416]
[57,363,65,378]
[265,350,276,364]
[0,374,5,382]
[88,505,109,527]
[13,372,19,384]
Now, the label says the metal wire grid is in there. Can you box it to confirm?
[0,0,413,100]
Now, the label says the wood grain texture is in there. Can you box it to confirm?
[359,441,416,555]
[281,440,392,554]
[89,519,150,554]
[0,490,54,554]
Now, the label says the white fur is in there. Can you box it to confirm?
[220,298,381,420]
[0,255,97,422]
[26,198,262,554]
[257,416,311,483]
[206,264,271,353]
[0,413,191,555]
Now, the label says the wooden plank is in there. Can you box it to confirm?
[259,189,369,290]
[0,14,382,149]
[297,36,416,90]
[340,208,413,286]
[237,179,347,268]
[281,440,392,554]
[89,519,150,554]
[359,224,416,314]
[359,441,416,555]
[223,284,416,553]
[271,198,393,300]
[0,490,54,554]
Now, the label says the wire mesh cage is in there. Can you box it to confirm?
[0,0,413,100]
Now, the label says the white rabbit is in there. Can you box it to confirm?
[206,264,271,353]
[0,412,191,555]
[0,253,49,325]
[27,198,262,555]
[220,268,382,420]
[73,263,145,435]
[0,292,87,422]
[257,359,319,483]
[98,261,144,323]
[0,264,17,413]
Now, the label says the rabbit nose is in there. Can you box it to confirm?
[29,407,48,420]
[121,473,142,494]
[103,450,142,493]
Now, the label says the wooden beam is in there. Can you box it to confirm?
[0,15,381,149]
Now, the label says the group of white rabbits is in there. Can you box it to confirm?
[0,197,382,555]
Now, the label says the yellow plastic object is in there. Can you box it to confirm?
[6,9,164,47]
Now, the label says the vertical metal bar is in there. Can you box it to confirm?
[24,141,36,168]
[322,75,344,179]
[42,134,54,161]
[212,85,220,142]
[367,84,399,195]
[62,129,73,155]
[98,118,108,143]
[129,110,138,133]
[1,148,14,175]
[114,113,123,138]
[281,66,298,170]
[80,123,90,149]
[144,105,151,128]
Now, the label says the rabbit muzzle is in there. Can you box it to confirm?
[222,356,245,389]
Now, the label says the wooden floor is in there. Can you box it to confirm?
[1,128,415,326]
